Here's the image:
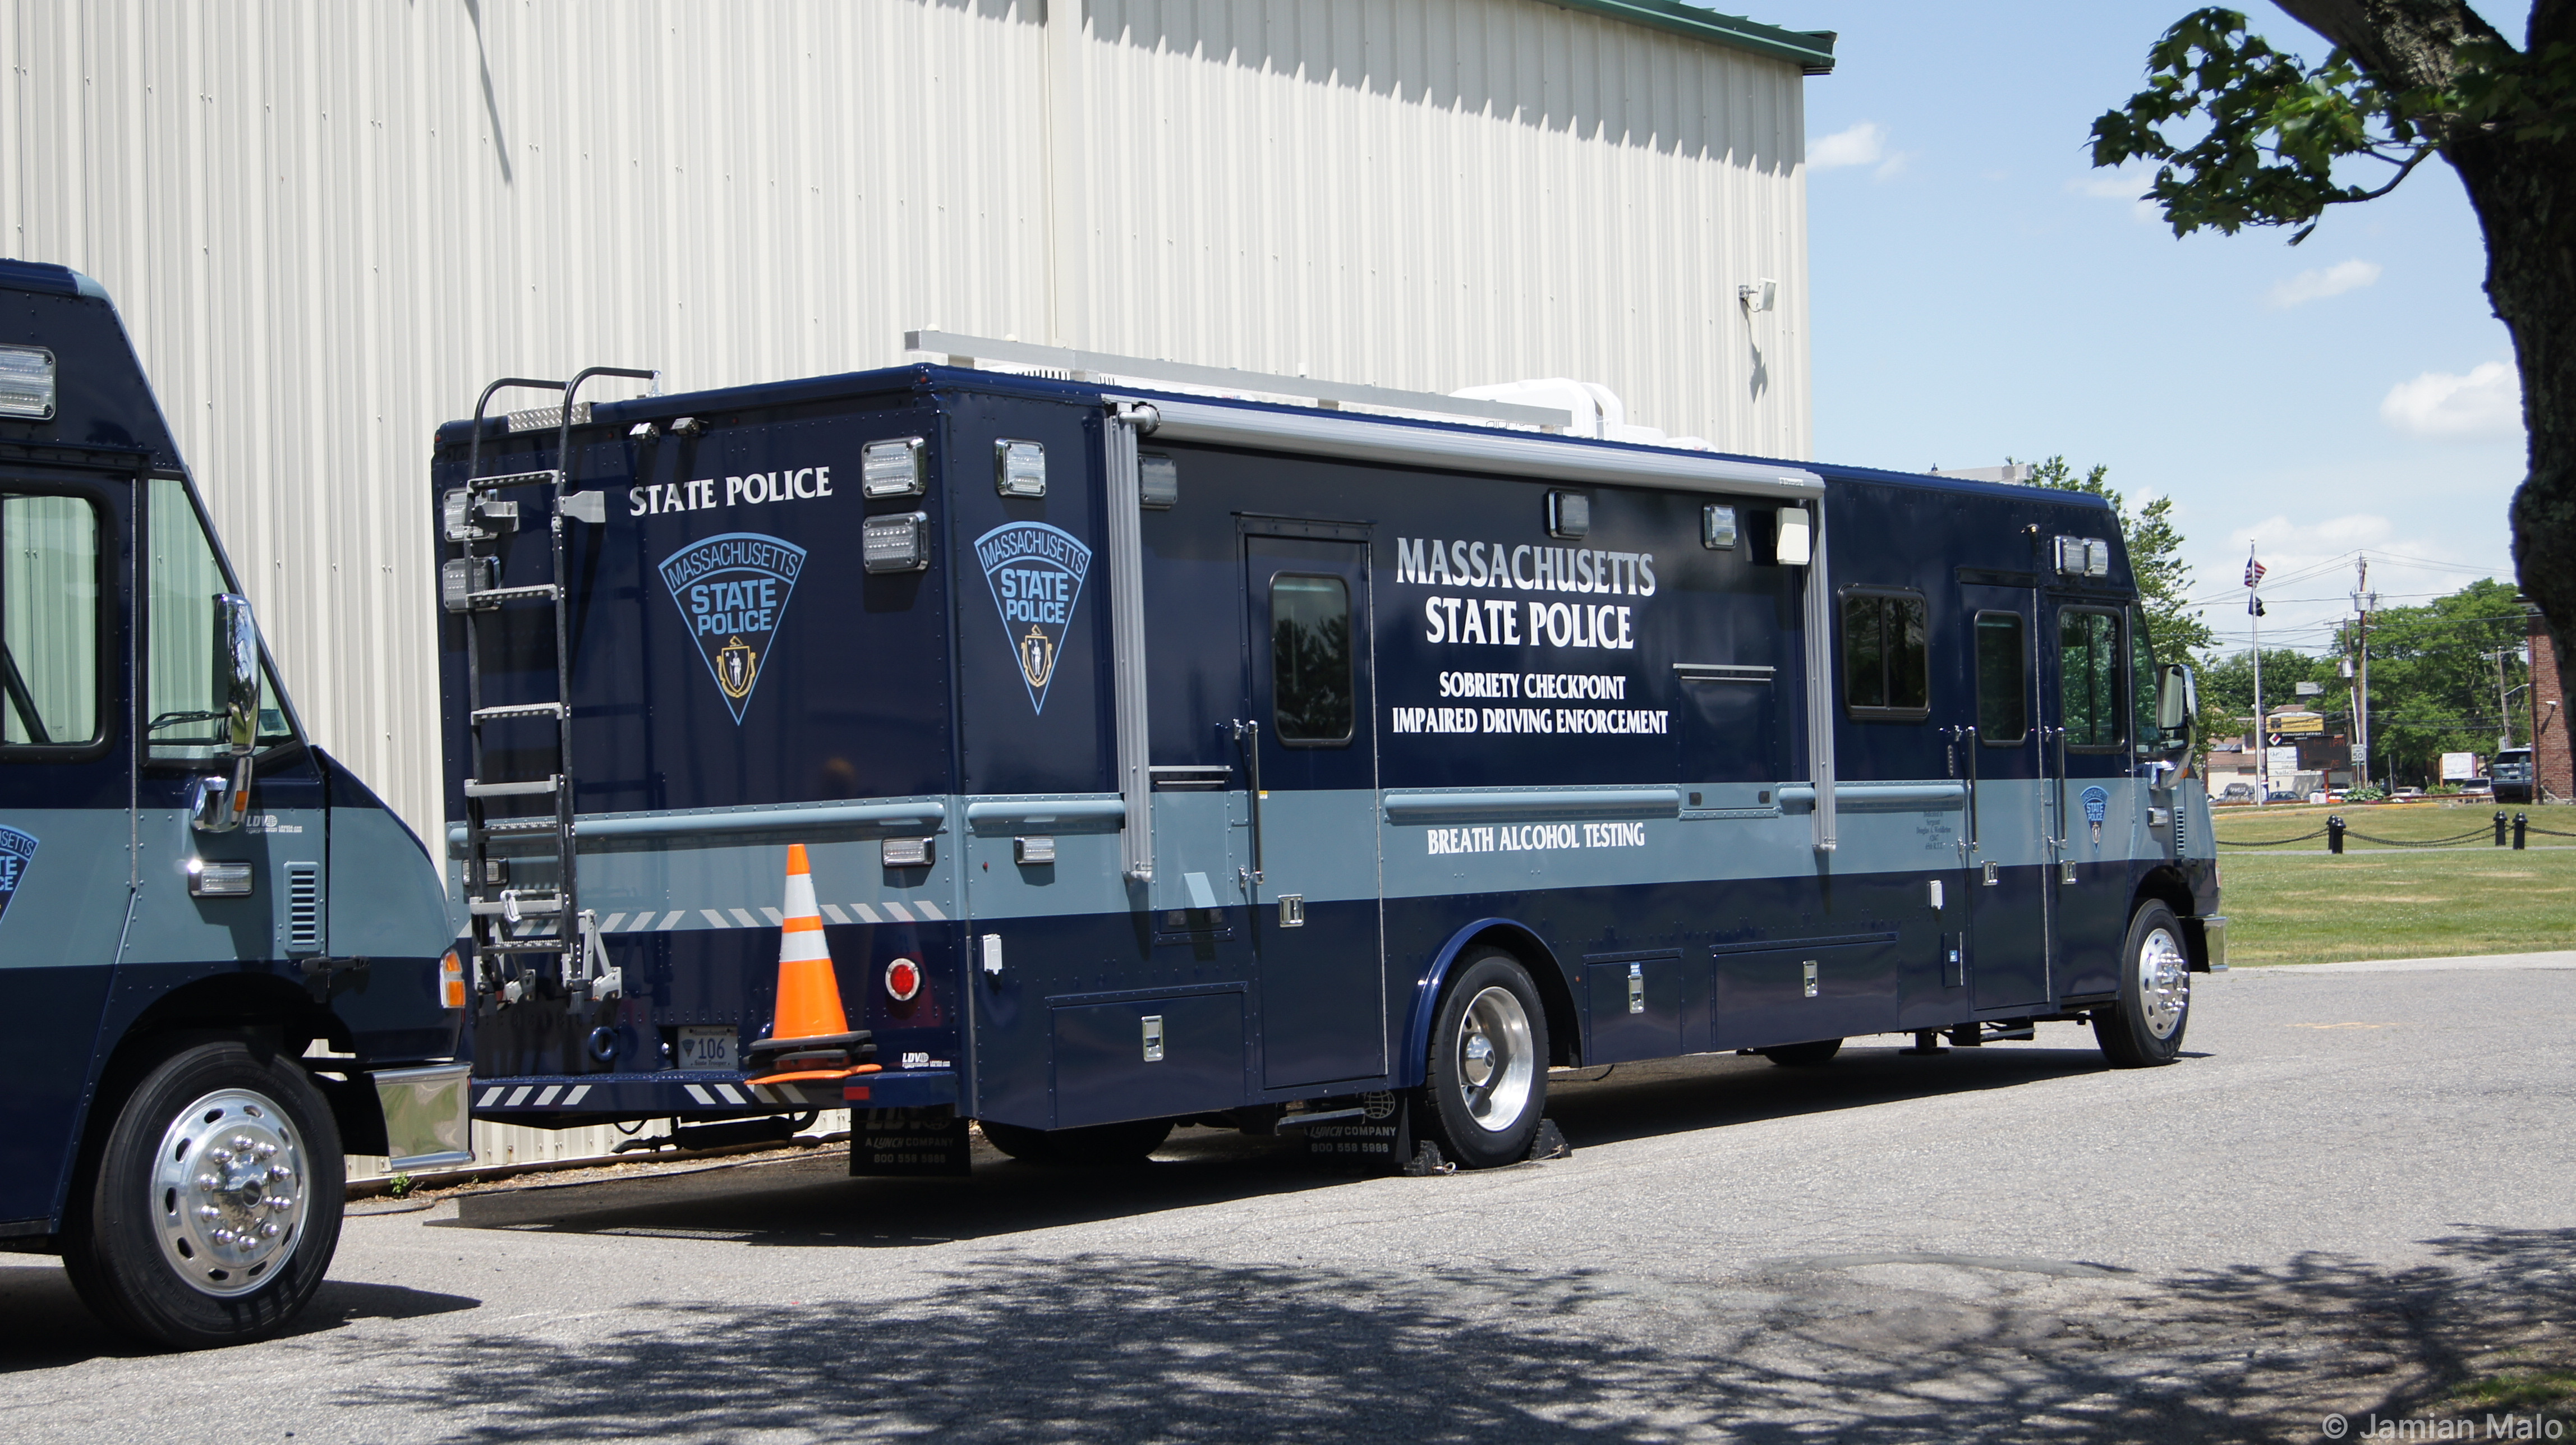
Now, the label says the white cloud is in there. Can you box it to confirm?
[2266,259,2381,309]
[1810,122,1886,171]
[2380,362,2524,440]
[2067,164,2162,223]
[1873,151,1912,181]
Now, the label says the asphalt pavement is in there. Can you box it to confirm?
[2,955,2569,1443]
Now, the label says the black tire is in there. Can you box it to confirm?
[2095,901,2192,1069]
[62,1038,345,1350]
[977,1117,1172,1165]
[1420,949,1551,1170]
[1757,1038,1843,1067]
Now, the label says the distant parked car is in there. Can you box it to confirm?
[2216,781,2258,804]
[2494,748,2534,804]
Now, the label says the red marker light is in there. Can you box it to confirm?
[885,958,921,1001]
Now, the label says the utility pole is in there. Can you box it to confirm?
[2247,546,2267,802]
[2350,557,2376,789]
[2494,644,2518,754]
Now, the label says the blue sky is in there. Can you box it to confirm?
[1750,1,2530,660]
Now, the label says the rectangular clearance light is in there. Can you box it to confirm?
[995,439,1046,498]
[1774,506,1813,565]
[861,436,927,498]
[882,837,933,868]
[1547,490,1590,539]
[1702,504,1738,550]
[862,512,931,573]
[0,346,57,421]
[1138,454,1179,510]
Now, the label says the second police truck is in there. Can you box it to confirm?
[436,339,2222,1172]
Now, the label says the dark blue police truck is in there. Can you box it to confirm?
[438,339,2223,1174]
[0,261,470,1349]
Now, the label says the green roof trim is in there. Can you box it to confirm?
[1554,2,1837,73]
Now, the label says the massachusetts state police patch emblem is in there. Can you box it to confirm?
[0,826,35,927]
[974,521,1091,714]
[658,532,807,724]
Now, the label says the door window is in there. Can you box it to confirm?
[2059,608,2125,750]
[1,491,104,750]
[1269,573,1352,746]
[144,477,292,764]
[1841,590,1929,719]
[1974,610,2027,743]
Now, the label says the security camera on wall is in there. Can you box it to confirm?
[1738,279,1778,314]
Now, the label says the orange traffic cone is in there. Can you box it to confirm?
[743,843,880,1087]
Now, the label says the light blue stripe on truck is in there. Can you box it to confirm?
[464,780,2193,929]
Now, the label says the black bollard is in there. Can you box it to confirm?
[2515,812,2528,850]
[2326,814,2345,854]
[2496,810,2510,847]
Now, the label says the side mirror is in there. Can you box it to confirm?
[2153,663,2197,750]
[191,595,261,833]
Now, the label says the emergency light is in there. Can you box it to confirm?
[862,512,931,573]
[861,436,927,497]
[0,345,56,420]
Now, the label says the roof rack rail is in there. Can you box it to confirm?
[902,329,1574,431]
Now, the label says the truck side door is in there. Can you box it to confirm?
[1242,526,1386,1089]
[0,476,133,1229]
[1959,582,2051,1011]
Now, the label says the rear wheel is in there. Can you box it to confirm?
[62,1038,344,1350]
[977,1117,1172,1165]
[1420,950,1549,1169]
[2096,901,2191,1068]
[1757,1038,1843,1067]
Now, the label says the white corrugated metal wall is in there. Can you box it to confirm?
[2,0,1811,1175]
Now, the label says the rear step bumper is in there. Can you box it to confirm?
[471,1067,960,1126]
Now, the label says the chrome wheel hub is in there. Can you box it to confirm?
[153,1088,307,1297]
[1454,986,1535,1133]
[2137,928,2190,1040]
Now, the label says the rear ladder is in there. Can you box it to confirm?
[444,367,655,1016]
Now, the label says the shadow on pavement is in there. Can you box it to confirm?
[0,1260,480,1371]
[436,1046,2118,1244]
[347,1225,2575,1443]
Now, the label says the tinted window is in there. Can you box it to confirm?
[1271,574,1352,746]
[1975,611,2027,743]
[1842,591,1928,718]
[2061,609,2124,749]
[1,493,103,748]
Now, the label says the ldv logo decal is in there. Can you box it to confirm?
[659,532,807,724]
[974,522,1090,715]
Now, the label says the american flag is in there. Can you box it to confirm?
[2243,555,2266,588]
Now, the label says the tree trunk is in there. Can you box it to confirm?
[2278,0,2576,796]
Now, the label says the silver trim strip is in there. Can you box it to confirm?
[965,797,1125,832]
[1105,404,1155,884]
[1674,662,1776,682]
[1802,499,1837,852]
[1383,788,1683,824]
[1118,396,1827,499]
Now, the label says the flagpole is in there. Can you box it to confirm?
[2248,546,2265,806]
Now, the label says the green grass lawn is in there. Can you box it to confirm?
[2211,801,2576,965]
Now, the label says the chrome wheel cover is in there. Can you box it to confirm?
[151,1088,309,1297]
[1453,985,1536,1133]
[2136,927,2191,1040]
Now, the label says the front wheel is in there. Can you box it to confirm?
[1421,950,1550,1169]
[977,1118,1173,1166]
[62,1038,346,1349]
[2096,902,2192,1068]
